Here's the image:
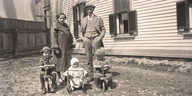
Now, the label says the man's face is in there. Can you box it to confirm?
[86,7,94,16]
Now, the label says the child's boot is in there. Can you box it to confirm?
[94,77,101,89]
[50,73,56,93]
[42,87,46,94]
[40,74,46,94]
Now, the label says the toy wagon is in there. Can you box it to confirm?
[93,64,112,91]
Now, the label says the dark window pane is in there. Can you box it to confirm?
[121,0,129,10]
[73,22,78,38]
[79,3,85,19]
[177,1,187,29]
[188,0,192,7]
[109,14,117,36]
[124,20,128,33]
[114,0,121,13]
[73,6,77,21]
[114,0,129,13]
[128,10,138,35]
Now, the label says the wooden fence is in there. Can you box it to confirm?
[0,18,49,58]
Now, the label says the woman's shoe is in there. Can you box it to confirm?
[50,86,55,93]
[57,79,63,85]
[59,79,63,83]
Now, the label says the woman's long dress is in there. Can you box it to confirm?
[51,22,73,72]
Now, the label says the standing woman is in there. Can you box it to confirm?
[51,13,74,84]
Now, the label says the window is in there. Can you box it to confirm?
[109,0,138,37]
[117,13,129,34]
[73,2,87,39]
[189,2,192,31]
[177,0,192,32]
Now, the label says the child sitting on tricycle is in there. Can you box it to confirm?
[93,48,112,91]
[39,46,57,94]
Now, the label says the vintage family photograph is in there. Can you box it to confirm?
[1,0,192,95]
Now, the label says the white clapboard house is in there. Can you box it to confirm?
[1,0,191,58]
[61,0,192,59]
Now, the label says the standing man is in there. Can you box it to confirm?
[79,2,106,81]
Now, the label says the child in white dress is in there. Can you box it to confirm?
[63,58,88,91]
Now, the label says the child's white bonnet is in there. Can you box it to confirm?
[71,58,79,66]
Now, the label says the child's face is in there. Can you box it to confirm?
[72,62,79,68]
[43,50,51,59]
[58,15,66,24]
[96,55,104,60]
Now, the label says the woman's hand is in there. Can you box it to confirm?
[53,48,60,54]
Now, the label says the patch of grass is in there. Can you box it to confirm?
[105,56,192,74]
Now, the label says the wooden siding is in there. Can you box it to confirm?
[103,0,192,58]
[64,0,192,58]
[50,0,73,27]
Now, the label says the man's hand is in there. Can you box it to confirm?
[82,37,87,42]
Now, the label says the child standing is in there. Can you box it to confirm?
[39,46,57,94]
[63,58,88,91]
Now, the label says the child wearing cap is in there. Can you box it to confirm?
[93,48,112,89]
[63,58,88,91]
[39,46,57,94]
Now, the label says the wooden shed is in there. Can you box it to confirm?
[0,0,49,57]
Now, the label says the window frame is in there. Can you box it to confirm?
[176,0,192,33]
[116,12,129,34]
[73,2,86,39]
[109,0,138,38]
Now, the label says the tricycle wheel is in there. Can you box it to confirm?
[45,80,50,93]
[67,85,72,93]
[82,84,86,93]
[102,81,106,92]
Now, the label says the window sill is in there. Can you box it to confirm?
[183,32,192,39]
[113,34,135,40]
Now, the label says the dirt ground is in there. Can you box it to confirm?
[1,54,192,96]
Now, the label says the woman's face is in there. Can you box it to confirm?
[58,15,66,24]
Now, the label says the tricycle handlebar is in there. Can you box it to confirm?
[39,64,55,68]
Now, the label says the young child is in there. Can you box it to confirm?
[93,48,112,89]
[63,58,88,91]
[39,46,57,94]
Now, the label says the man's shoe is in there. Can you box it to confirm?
[50,87,55,93]
[42,87,46,94]
[54,83,57,89]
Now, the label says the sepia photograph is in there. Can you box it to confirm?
[1,0,192,95]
